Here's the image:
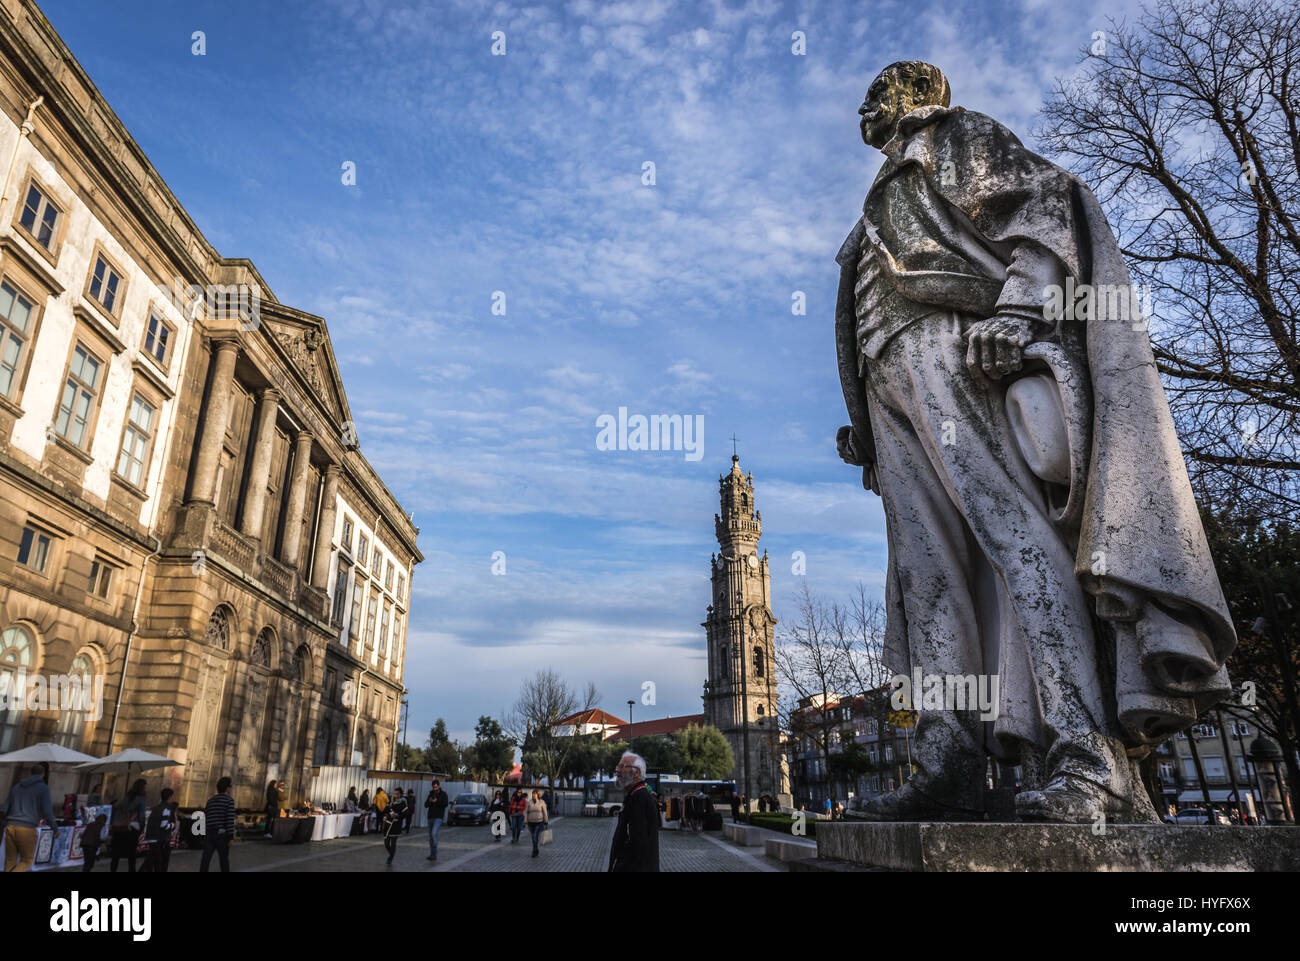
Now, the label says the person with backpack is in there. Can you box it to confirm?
[2,763,57,872]
[383,787,409,865]
[508,789,527,843]
[109,779,148,872]
[199,776,236,872]
[141,788,178,872]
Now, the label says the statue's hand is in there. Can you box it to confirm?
[965,314,1033,380]
[836,425,868,467]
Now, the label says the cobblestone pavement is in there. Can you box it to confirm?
[53,816,786,873]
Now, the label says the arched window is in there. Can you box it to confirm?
[334,725,347,765]
[292,645,310,684]
[205,607,231,650]
[719,645,729,677]
[251,629,272,669]
[1,625,36,751]
[368,732,378,768]
[754,646,765,678]
[54,652,96,750]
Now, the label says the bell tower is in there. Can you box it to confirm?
[702,454,782,802]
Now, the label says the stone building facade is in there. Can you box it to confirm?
[701,455,784,799]
[0,1,420,809]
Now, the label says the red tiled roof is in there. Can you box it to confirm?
[611,714,706,739]
[557,708,628,728]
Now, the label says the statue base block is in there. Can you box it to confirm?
[788,821,1300,872]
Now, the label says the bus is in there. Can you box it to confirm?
[582,774,737,817]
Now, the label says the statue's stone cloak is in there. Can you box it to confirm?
[835,106,1235,745]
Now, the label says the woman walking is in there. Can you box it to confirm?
[489,790,507,842]
[264,778,280,838]
[109,778,148,872]
[525,789,548,858]
[508,789,526,843]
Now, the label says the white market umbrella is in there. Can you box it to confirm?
[78,748,181,773]
[77,748,182,783]
[0,741,99,765]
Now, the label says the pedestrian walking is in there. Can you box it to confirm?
[383,787,409,865]
[608,752,659,872]
[424,779,449,860]
[2,763,57,872]
[525,789,549,858]
[729,791,741,822]
[489,790,507,842]
[80,813,107,872]
[508,789,526,843]
[199,776,236,872]
[109,778,148,873]
[141,788,178,873]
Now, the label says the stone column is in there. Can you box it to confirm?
[280,430,314,567]
[311,464,340,589]
[188,338,239,505]
[239,388,280,539]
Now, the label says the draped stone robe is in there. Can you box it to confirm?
[835,105,1236,772]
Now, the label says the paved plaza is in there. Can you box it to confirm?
[50,816,786,873]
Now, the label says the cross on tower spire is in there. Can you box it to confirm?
[730,433,739,458]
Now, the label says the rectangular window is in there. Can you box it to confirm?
[396,572,405,603]
[18,182,60,250]
[357,533,368,567]
[392,615,403,667]
[17,526,52,573]
[341,516,353,555]
[115,392,155,487]
[1202,755,1226,778]
[142,311,173,368]
[87,255,122,314]
[364,592,378,650]
[384,560,394,592]
[325,668,337,701]
[380,603,391,656]
[349,578,363,641]
[371,548,382,578]
[0,280,35,399]
[332,562,350,626]
[55,342,103,448]
[87,559,113,599]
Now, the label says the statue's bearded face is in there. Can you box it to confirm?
[859,68,935,149]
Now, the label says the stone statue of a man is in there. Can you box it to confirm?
[835,61,1237,822]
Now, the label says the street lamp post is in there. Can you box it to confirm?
[627,699,634,745]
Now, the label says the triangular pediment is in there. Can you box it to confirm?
[261,312,352,431]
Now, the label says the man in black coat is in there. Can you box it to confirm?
[608,752,659,872]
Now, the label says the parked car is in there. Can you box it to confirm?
[1170,807,1231,825]
[447,793,489,825]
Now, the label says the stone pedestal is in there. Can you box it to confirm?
[790,821,1300,872]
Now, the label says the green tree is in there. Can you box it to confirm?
[674,724,735,779]
[629,734,680,773]
[425,718,461,777]
[1202,508,1300,810]
[395,743,431,772]
[464,715,515,782]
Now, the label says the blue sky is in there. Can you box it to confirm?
[42,0,1143,746]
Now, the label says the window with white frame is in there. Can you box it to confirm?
[115,392,155,487]
[55,342,103,449]
[0,280,35,400]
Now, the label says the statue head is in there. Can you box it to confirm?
[859,61,950,149]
